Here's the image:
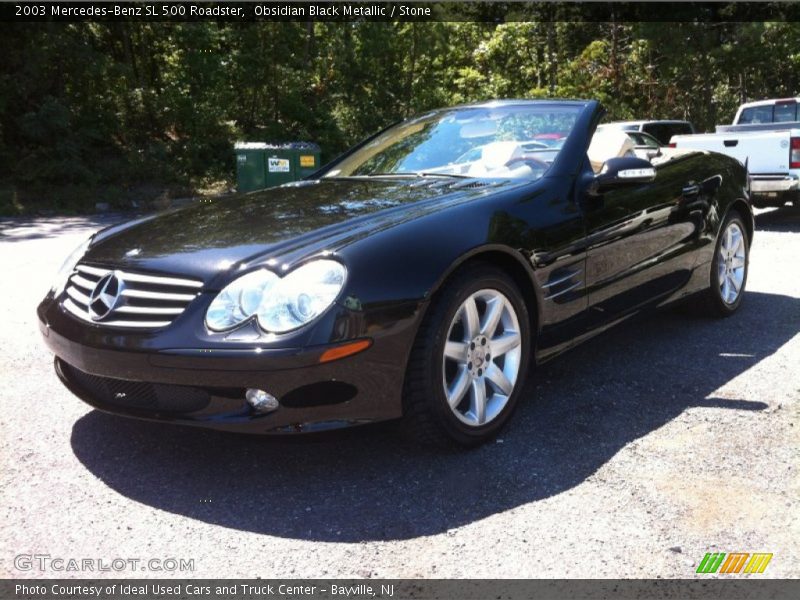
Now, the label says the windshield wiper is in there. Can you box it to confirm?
[415,172,473,179]
[327,172,474,180]
[359,171,473,179]
[328,173,417,179]
[365,173,418,177]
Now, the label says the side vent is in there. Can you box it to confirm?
[542,269,583,302]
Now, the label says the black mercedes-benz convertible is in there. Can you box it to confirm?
[37,100,752,446]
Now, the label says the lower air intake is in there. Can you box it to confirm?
[63,363,211,413]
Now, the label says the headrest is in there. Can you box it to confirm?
[587,129,635,172]
[480,141,524,170]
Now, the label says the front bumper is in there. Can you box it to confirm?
[38,297,419,434]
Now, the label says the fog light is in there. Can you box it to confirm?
[245,388,279,414]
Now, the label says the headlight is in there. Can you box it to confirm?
[205,260,346,333]
[51,236,92,295]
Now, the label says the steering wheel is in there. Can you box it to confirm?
[504,154,550,171]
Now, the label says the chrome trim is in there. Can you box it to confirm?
[75,265,109,277]
[66,285,90,305]
[116,271,204,288]
[63,297,90,320]
[544,279,582,300]
[121,289,198,302]
[542,270,582,289]
[74,264,202,288]
[70,274,96,291]
[63,298,172,328]
[61,264,203,330]
[114,305,185,315]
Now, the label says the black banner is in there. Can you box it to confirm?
[3,1,800,23]
[4,579,800,600]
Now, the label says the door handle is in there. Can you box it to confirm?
[723,140,738,147]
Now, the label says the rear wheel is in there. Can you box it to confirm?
[402,264,531,448]
[694,211,750,317]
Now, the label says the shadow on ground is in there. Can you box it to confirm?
[70,289,798,542]
[754,205,800,232]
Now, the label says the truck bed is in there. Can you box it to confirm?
[671,129,796,174]
[716,121,800,134]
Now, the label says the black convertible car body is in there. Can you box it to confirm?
[38,100,753,446]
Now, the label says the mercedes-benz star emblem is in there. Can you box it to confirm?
[88,272,124,321]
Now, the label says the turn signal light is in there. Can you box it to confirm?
[319,339,372,363]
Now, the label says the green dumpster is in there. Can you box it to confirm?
[234,142,321,192]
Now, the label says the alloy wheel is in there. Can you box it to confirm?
[442,289,522,427]
[717,221,747,305]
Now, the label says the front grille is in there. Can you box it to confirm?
[63,363,211,413]
[62,264,203,329]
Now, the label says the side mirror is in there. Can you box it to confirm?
[593,156,656,193]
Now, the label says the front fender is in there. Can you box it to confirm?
[336,185,543,311]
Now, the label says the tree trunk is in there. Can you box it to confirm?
[405,24,418,116]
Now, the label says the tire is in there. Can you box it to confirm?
[401,263,531,448]
[693,210,750,317]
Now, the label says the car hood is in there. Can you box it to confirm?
[84,178,514,282]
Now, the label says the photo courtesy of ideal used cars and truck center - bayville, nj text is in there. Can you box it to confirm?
[0,2,799,600]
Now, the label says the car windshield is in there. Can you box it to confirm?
[323,103,582,181]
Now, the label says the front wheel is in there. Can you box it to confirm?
[402,264,531,448]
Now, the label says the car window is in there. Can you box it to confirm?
[671,124,693,136]
[739,106,774,124]
[774,102,798,123]
[640,124,657,142]
[324,104,583,181]
[637,132,661,148]
[627,132,656,147]
[627,132,644,145]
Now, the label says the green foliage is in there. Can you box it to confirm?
[0,21,797,209]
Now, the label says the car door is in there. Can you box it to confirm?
[582,155,701,321]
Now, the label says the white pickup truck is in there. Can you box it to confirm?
[671,98,800,207]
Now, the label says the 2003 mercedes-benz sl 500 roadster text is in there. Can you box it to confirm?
[38,100,753,446]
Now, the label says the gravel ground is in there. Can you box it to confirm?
[0,207,798,579]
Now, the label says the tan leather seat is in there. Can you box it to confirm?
[468,141,524,177]
[587,129,636,173]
